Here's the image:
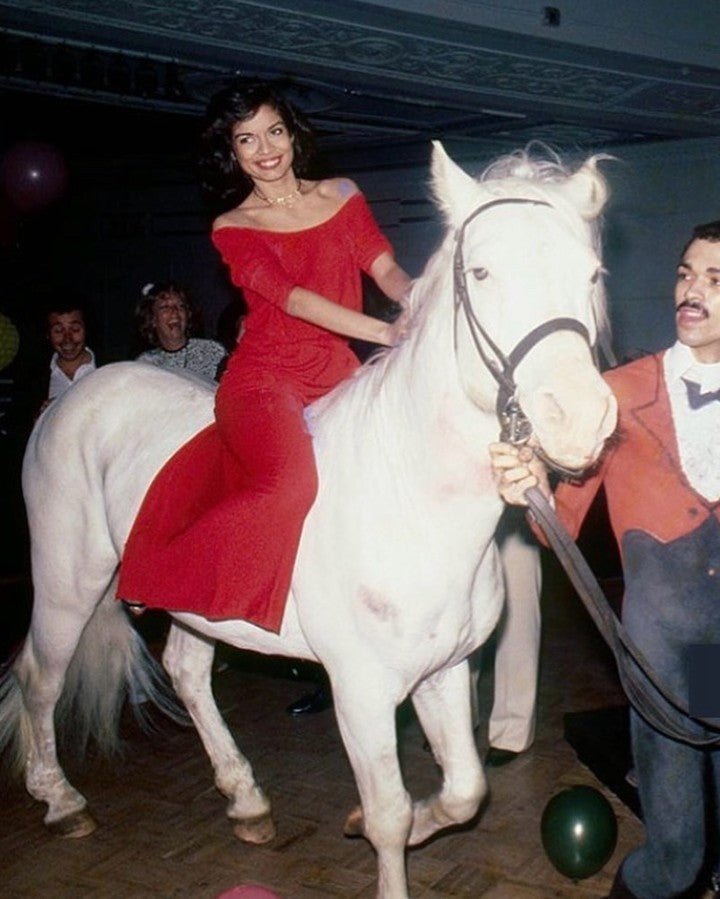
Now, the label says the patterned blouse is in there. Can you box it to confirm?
[137,338,227,383]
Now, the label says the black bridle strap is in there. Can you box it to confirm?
[453,199,554,403]
[505,317,589,375]
[497,317,590,419]
[452,196,592,419]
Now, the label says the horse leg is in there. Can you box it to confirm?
[162,622,275,844]
[408,660,486,846]
[332,672,413,899]
[12,598,106,837]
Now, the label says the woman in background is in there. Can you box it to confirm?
[135,280,227,383]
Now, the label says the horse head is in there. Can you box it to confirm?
[429,141,617,475]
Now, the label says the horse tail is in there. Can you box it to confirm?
[0,664,32,779]
[0,596,187,778]
[59,598,190,754]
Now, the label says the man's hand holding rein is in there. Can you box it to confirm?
[488,442,552,506]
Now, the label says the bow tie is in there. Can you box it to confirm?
[683,378,720,409]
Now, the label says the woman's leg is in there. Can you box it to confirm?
[211,384,318,628]
[118,380,318,627]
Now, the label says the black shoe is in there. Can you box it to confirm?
[286,685,332,716]
[484,747,521,768]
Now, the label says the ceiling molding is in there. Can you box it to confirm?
[1,0,719,167]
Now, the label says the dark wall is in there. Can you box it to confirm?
[0,91,437,372]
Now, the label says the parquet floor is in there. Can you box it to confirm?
[0,555,645,899]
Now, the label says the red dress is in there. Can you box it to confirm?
[117,193,393,630]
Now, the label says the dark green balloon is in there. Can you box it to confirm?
[541,785,618,880]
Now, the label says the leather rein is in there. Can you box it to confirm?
[454,196,720,747]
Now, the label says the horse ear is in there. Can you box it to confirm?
[562,156,612,221]
[430,141,481,225]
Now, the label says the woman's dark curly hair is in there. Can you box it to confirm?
[198,78,318,211]
[135,281,200,348]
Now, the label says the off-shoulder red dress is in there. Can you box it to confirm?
[117,192,393,631]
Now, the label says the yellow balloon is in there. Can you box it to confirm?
[0,312,20,371]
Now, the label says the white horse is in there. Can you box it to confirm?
[0,143,617,899]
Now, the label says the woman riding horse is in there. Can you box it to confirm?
[117,79,412,628]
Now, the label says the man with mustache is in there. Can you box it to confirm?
[490,219,720,898]
[42,299,96,415]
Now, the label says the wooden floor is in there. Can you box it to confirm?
[0,554,646,899]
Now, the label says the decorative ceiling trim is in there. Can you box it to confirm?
[5,0,720,118]
[1,0,719,156]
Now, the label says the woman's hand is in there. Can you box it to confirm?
[488,442,551,506]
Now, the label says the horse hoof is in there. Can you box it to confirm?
[48,809,97,839]
[232,813,276,845]
[343,804,364,837]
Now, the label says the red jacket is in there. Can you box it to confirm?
[551,352,720,552]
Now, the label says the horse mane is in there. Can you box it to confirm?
[479,142,578,181]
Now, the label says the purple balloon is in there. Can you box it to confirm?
[215,887,281,899]
[0,141,68,212]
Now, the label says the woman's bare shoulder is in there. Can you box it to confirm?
[213,209,244,232]
[212,196,263,232]
[315,177,361,201]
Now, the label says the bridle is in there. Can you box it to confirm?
[452,196,592,475]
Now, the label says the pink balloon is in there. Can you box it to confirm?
[0,141,68,212]
[215,887,281,899]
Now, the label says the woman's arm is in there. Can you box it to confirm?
[369,251,413,305]
[286,288,404,346]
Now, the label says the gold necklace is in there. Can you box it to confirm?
[253,178,302,207]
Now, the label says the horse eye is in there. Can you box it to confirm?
[471,267,489,281]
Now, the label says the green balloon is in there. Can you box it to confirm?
[541,785,618,880]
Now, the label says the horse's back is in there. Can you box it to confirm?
[23,362,216,556]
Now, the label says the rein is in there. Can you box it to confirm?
[453,197,720,745]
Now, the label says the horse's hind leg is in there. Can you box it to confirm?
[409,660,486,845]
[162,622,275,843]
[18,657,96,837]
[12,586,107,837]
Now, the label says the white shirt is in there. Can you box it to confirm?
[48,348,96,400]
[664,340,720,501]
